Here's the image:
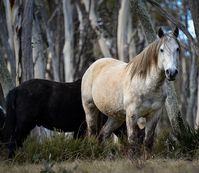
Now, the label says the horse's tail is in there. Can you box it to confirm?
[3,88,17,142]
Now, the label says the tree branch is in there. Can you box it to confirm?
[147,0,198,54]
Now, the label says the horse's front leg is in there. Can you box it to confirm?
[144,113,160,160]
[126,109,142,159]
[98,117,123,143]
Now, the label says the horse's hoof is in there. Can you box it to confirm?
[127,146,141,160]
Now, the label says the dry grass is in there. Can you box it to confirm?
[0,159,199,173]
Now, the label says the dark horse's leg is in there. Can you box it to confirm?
[8,123,35,158]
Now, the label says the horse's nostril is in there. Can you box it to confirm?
[166,69,170,75]
[174,69,178,75]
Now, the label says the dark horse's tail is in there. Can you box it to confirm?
[4,88,17,157]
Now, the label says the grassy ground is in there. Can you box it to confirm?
[0,159,199,173]
[1,127,199,173]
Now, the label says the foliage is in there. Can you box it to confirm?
[154,121,199,160]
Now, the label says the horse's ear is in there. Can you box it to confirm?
[158,28,164,38]
[173,27,179,38]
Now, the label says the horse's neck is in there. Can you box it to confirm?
[145,67,165,91]
[127,66,165,94]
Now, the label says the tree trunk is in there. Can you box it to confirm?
[165,81,186,133]
[83,0,112,57]
[0,83,5,110]
[130,0,156,44]
[0,51,14,97]
[189,1,199,128]
[117,0,129,62]
[195,78,199,129]
[20,0,34,82]
[63,0,74,82]
[12,0,22,85]
[39,0,60,82]
[75,2,86,76]
[0,0,16,84]
[186,48,197,127]
[189,1,199,54]
[32,16,45,79]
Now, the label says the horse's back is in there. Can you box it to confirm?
[6,79,85,133]
[82,57,126,88]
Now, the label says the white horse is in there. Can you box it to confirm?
[81,28,180,158]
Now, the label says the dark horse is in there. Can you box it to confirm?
[0,79,86,158]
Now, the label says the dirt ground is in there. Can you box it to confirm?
[0,159,199,173]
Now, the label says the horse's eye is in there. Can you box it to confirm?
[176,48,180,52]
[160,49,164,52]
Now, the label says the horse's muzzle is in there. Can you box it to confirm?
[165,68,178,81]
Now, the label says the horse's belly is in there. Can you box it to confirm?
[93,98,125,121]
[103,108,126,120]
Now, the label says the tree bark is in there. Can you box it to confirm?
[130,0,156,44]
[83,0,112,57]
[12,0,22,85]
[39,0,60,82]
[20,0,34,82]
[0,51,14,97]
[32,16,45,79]
[0,1,16,84]
[186,49,197,127]
[0,83,5,110]
[195,78,199,129]
[189,1,199,128]
[117,0,129,62]
[63,0,74,82]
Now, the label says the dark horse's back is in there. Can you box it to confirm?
[2,79,86,157]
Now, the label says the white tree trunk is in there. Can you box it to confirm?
[63,0,74,82]
[21,0,34,82]
[83,0,111,57]
[75,2,85,71]
[195,78,199,129]
[12,0,22,85]
[186,49,197,127]
[3,0,14,52]
[32,18,45,79]
[117,0,129,62]
[127,16,137,60]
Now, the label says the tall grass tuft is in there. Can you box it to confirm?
[12,133,124,163]
[154,120,199,159]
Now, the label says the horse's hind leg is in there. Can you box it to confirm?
[98,117,123,142]
[82,100,101,136]
[7,121,36,158]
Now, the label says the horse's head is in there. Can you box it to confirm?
[157,27,180,81]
